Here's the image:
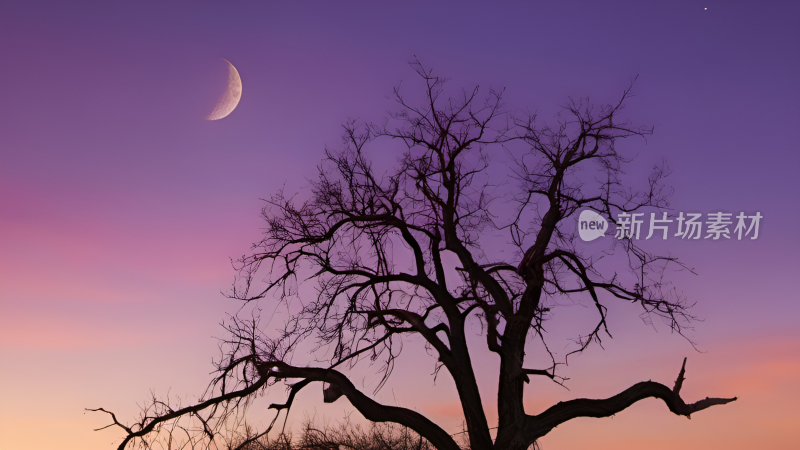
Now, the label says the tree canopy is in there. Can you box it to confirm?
[94,62,736,450]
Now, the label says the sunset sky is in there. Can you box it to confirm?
[1,1,799,449]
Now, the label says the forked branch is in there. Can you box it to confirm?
[526,358,737,441]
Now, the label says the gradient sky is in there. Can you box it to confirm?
[1,1,799,449]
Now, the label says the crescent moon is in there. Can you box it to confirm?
[205,58,242,120]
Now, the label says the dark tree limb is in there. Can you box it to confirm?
[260,361,461,450]
[526,358,737,441]
[90,376,269,450]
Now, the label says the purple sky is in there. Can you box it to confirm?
[1,1,799,449]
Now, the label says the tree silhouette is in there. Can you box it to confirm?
[93,62,736,450]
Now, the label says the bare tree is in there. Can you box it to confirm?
[92,62,736,450]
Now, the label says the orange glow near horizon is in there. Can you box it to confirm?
[2,2,799,449]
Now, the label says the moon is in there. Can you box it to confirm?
[205,58,242,120]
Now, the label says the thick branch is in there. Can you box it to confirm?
[262,361,461,450]
[367,309,454,365]
[527,358,737,441]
